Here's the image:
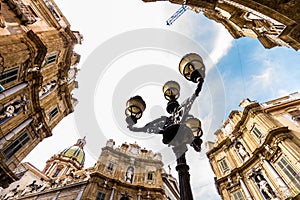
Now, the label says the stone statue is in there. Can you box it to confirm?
[125,167,134,183]
[256,174,277,199]
[235,142,250,161]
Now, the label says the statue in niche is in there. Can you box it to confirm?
[255,174,277,199]
[120,190,132,200]
[235,141,250,162]
[125,166,134,183]
[39,80,57,97]
[0,99,28,124]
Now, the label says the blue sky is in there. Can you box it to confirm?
[218,37,300,115]
[23,1,300,199]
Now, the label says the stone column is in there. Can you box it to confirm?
[46,163,57,176]
[109,184,116,200]
[262,157,290,198]
[238,175,253,200]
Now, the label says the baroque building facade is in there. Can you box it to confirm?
[207,92,300,200]
[0,0,82,188]
[0,138,180,200]
[81,139,179,200]
[142,0,300,50]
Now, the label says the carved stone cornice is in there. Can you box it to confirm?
[89,171,165,192]
[26,30,47,66]
[262,127,291,147]
[33,0,61,29]
[101,146,164,166]
[26,71,52,138]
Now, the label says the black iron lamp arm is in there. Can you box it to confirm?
[177,78,204,123]
[127,78,204,134]
[127,116,169,134]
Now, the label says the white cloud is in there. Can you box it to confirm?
[251,67,273,88]
[209,23,233,64]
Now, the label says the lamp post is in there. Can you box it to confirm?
[125,53,205,200]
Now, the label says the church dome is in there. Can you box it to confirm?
[60,137,86,165]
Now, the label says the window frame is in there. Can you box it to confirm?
[147,171,153,180]
[252,126,262,139]
[43,54,57,66]
[2,131,30,160]
[288,109,300,123]
[0,67,19,86]
[96,192,106,200]
[49,107,59,119]
[232,189,245,200]
[218,158,230,173]
[107,161,114,170]
[53,168,61,177]
[276,156,300,190]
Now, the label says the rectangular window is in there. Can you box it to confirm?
[107,162,114,170]
[219,158,230,173]
[252,126,262,138]
[45,55,57,65]
[289,110,300,122]
[27,5,38,18]
[148,172,153,180]
[96,192,105,200]
[277,157,300,189]
[49,107,58,119]
[0,68,19,85]
[2,132,30,159]
[232,190,245,200]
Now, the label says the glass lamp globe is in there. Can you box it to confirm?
[162,80,180,101]
[179,53,205,83]
[185,117,203,137]
[125,96,146,125]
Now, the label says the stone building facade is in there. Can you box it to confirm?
[207,92,300,200]
[0,138,180,200]
[81,139,180,200]
[0,0,81,188]
[142,0,300,50]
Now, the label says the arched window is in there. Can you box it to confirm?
[147,171,153,180]
[53,168,61,177]
[107,161,114,170]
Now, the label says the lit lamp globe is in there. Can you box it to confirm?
[179,53,205,83]
[185,117,203,152]
[125,96,146,125]
[162,81,180,114]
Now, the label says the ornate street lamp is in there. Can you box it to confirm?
[125,53,205,200]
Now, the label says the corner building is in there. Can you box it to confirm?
[0,0,82,187]
[207,92,300,200]
[0,138,180,200]
[142,0,300,50]
[81,139,180,200]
